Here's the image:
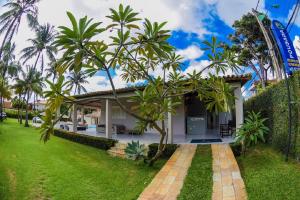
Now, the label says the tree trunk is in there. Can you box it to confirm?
[149,128,167,166]
[24,90,30,127]
[33,52,41,71]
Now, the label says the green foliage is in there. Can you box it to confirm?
[53,129,117,150]
[244,71,300,159]
[125,140,147,160]
[147,143,178,159]
[127,129,144,135]
[4,109,33,119]
[235,111,269,154]
[11,96,26,109]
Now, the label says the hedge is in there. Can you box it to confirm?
[244,71,300,160]
[147,143,178,159]
[53,129,118,150]
[4,108,33,120]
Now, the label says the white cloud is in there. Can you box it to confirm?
[176,45,204,61]
[293,35,300,59]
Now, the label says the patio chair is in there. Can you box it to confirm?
[220,124,232,137]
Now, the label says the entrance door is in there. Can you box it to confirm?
[185,94,207,135]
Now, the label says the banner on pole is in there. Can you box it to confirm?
[272,20,300,75]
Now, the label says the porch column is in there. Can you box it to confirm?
[234,86,244,129]
[105,99,112,138]
[81,106,84,124]
[167,112,173,144]
[72,103,78,132]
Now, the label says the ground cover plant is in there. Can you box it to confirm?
[237,145,300,200]
[0,119,164,200]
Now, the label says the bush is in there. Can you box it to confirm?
[53,129,117,150]
[147,143,178,159]
[4,109,33,120]
[244,71,300,159]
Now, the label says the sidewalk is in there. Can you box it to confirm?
[211,144,247,200]
[138,144,197,200]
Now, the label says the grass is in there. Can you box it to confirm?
[237,145,300,200]
[0,118,164,200]
[178,145,213,200]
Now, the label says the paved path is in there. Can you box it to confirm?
[138,144,197,200]
[211,144,247,200]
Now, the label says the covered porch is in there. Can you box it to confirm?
[58,76,247,144]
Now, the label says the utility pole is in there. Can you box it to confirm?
[252,9,282,80]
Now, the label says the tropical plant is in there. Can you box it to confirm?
[0,0,40,59]
[21,23,57,72]
[45,58,59,83]
[15,67,44,127]
[66,71,89,95]
[125,141,147,160]
[229,13,280,88]
[235,111,269,154]
[41,4,238,165]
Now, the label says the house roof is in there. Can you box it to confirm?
[74,74,251,100]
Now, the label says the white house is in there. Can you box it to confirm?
[61,75,250,144]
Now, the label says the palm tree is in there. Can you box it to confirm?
[15,67,44,127]
[20,23,57,72]
[0,42,20,121]
[0,0,40,59]
[12,74,25,124]
[67,71,89,95]
[45,58,59,83]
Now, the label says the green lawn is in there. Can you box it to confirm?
[0,119,164,200]
[178,145,213,200]
[237,145,300,200]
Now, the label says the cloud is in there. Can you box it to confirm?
[287,5,300,28]
[293,35,300,59]
[176,45,204,61]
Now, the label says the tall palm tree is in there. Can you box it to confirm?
[67,71,89,95]
[0,43,20,121]
[20,23,57,72]
[15,67,44,127]
[12,72,25,124]
[45,58,58,83]
[0,0,40,59]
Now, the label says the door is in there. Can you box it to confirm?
[185,94,207,135]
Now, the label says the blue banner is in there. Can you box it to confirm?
[272,20,300,75]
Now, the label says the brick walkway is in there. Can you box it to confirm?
[138,144,197,200]
[211,144,247,200]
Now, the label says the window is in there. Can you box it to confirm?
[112,106,126,119]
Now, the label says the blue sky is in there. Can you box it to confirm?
[1,0,299,96]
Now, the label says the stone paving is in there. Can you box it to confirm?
[211,144,247,200]
[138,144,197,200]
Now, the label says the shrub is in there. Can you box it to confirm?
[244,71,300,159]
[230,143,242,157]
[53,129,117,150]
[4,109,33,120]
[148,143,178,159]
[235,111,269,154]
[125,141,147,160]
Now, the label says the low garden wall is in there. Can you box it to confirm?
[244,71,300,160]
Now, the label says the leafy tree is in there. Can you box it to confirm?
[21,23,57,72]
[229,13,278,88]
[0,0,40,59]
[45,58,59,83]
[41,4,238,165]
[66,71,89,95]
[235,111,269,155]
[15,67,44,127]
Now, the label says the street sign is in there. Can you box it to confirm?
[272,20,300,75]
